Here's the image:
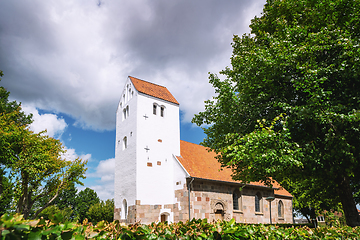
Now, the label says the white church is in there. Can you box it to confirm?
[114,76,293,224]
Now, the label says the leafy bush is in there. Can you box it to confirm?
[1,213,360,239]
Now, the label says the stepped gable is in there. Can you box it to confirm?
[176,140,292,197]
[129,76,179,105]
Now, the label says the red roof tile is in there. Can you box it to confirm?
[129,76,179,105]
[177,140,292,197]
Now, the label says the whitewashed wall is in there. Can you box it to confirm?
[115,77,138,218]
[136,92,180,205]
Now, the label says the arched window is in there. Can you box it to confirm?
[278,200,284,218]
[126,105,129,118]
[121,199,128,219]
[160,106,165,117]
[233,189,242,210]
[255,192,262,212]
[153,104,157,115]
[123,108,127,120]
[123,136,127,150]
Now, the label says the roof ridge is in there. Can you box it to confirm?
[129,76,168,89]
[128,76,179,105]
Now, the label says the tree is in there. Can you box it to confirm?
[36,182,79,221]
[193,0,360,226]
[87,199,114,224]
[75,188,100,223]
[0,70,32,209]
[0,175,12,215]
[0,112,87,219]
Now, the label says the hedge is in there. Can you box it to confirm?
[1,213,360,239]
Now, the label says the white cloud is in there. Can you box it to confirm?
[0,0,266,130]
[61,147,92,162]
[86,158,115,200]
[21,104,67,138]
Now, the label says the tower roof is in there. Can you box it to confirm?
[129,76,179,105]
[176,140,292,197]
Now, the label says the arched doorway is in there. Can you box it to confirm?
[214,202,224,220]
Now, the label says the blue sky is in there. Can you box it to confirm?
[0,0,266,200]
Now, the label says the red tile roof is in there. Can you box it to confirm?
[177,140,292,197]
[129,76,179,105]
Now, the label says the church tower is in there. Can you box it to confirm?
[114,76,180,222]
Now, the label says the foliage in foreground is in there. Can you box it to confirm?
[1,214,360,240]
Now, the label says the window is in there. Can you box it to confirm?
[121,199,128,219]
[123,137,127,150]
[278,200,284,218]
[255,192,262,213]
[160,106,164,117]
[123,106,129,120]
[153,104,157,115]
[233,189,242,210]
[123,108,127,120]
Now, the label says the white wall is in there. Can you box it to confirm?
[114,78,137,216]
[136,92,180,205]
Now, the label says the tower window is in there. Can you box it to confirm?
[123,109,127,120]
[123,136,127,150]
[153,104,157,115]
[160,106,164,117]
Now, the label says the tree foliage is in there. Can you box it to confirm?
[87,199,114,224]
[193,0,360,226]
[75,188,100,223]
[0,70,87,219]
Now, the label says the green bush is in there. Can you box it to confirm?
[1,213,360,239]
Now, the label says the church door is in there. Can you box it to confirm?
[215,210,224,220]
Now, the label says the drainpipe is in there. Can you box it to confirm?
[188,177,194,221]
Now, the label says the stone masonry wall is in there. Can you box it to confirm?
[114,180,293,224]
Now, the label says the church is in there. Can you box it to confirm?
[114,76,293,224]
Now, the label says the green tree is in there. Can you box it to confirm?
[0,175,12,215]
[36,182,78,221]
[193,0,360,226]
[75,188,100,223]
[0,70,32,211]
[87,199,114,224]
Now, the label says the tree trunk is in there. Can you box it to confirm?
[337,176,360,227]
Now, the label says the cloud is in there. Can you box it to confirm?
[21,104,67,138]
[86,158,115,200]
[61,147,92,162]
[0,0,266,130]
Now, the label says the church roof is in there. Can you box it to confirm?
[129,76,179,105]
[176,140,292,197]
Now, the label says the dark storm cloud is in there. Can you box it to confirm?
[0,0,265,130]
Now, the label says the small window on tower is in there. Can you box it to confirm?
[153,104,157,115]
[160,106,164,117]
[123,137,127,150]
[123,109,127,120]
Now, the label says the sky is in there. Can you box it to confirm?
[0,0,266,200]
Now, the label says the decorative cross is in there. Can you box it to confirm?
[143,114,149,120]
[144,146,150,152]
